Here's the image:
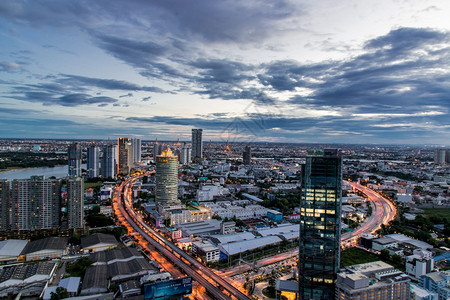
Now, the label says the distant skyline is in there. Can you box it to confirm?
[1,1,449,145]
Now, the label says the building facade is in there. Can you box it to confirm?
[0,180,10,232]
[336,261,410,300]
[87,146,100,178]
[156,148,179,209]
[118,137,130,175]
[68,142,82,177]
[243,145,251,165]
[131,138,141,164]
[299,149,342,300]
[67,176,84,230]
[191,129,203,163]
[11,176,61,231]
[180,143,192,165]
[101,144,117,179]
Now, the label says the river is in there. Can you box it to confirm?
[0,164,87,180]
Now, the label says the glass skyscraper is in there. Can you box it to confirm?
[299,149,342,299]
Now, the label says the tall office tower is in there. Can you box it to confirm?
[0,180,10,232]
[155,148,179,209]
[434,149,447,165]
[180,143,192,165]
[131,138,141,164]
[191,129,203,163]
[299,149,342,300]
[153,139,163,163]
[118,137,130,175]
[87,146,100,178]
[101,144,117,179]
[67,177,84,230]
[12,176,61,231]
[68,142,82,177]
[243,145,251,165]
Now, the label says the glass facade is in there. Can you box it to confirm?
[299,150,342,299]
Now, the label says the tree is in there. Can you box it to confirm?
[51,287,69,300]
[392,254,402,264]
[379,249,390,261]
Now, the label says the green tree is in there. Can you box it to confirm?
[50,287,69,300]
[380,249,390,261]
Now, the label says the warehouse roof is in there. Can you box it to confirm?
[209,232,256,244]
[0,239,28,260]
[219,236,282,256]
[81,233,118,249]
[255,224,299,237]
[21,237,68,255]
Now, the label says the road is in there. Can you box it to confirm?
[341,181,397,245]
[115,177,251,300]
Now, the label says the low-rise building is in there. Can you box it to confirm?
[21,237,68,261]
[420,271,450,300]
[406,254,434,279]
[336,261,410,300]
[192,240,220,263]
[409,283,438,300]
[81,233,119,253]
[0,239,28,263]
[372,237,398,252]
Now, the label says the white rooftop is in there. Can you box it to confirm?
[0,239,28,260]
[209,232,256,244]
[219,236,282,256]
[256,224,299,237]
[386,233,432,249]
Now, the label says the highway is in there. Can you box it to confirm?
[115,177,252,300]
[341,181,397,245]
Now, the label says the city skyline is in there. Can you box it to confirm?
[0,1,449,145]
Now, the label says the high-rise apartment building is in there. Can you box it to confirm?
[68,142,82,177]
[0,179,10,232]
[67,176,84,230]
[87,146,100,178]
[101,144,117,179]
[131,138,141,164]
[118,137,130,175]
[11,176,61,231]
[299,149,342,300]
[156,148,179,209]
[243,145,251,165]
[192,129,203,163]
[153,140,163,163]
[434,149,448,165]
[180,143,192,165]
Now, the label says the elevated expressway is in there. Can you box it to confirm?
[341,181,397,246]
[114,177,252,300]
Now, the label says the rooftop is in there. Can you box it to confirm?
[0,239,28,259]
[21,237,68,255]
[81,233,118,249]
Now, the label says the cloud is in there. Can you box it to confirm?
[0,60,21,72]
[58,74,166,93]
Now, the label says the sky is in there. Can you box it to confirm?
[0,0,449,145]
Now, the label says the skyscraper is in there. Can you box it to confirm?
[101,144,117,179]
[67,176,84,230]
[11,176,61,231]
[68,142,82,177]
[87,146,100,178]
[243,145,251,165]
[192,129,203,163]
[299,149,342,300]
[118,137,130,175]
[0,179,10,232]
[131,138,141,164]
[156,148,179,209]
